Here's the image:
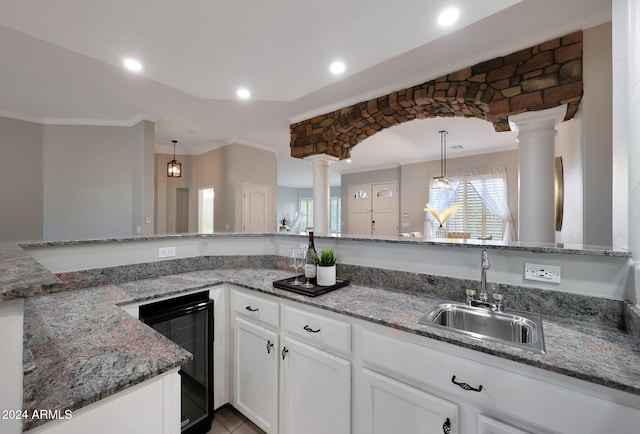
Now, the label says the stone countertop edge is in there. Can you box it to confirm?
[22,269,640,433]
[22,286,193,432]
[0,243,63,303]
[17,232,631,257]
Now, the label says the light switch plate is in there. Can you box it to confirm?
[158,246,176,258]
[524,263,561,283]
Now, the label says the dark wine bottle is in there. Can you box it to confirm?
[305,231,317,285]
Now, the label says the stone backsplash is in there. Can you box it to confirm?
[54,254,628,331]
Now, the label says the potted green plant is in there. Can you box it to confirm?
[312,248,340,286]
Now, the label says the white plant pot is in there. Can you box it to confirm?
[316,265,336,286]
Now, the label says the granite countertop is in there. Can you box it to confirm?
[0,243,63,302]
[23,269,640,430]
[19,232,632,257]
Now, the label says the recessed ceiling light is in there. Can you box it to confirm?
[345,158,352,163]
[237,88,251,99]
[437,7,459,27]
[123,58,142,72]
[330,61,346,75]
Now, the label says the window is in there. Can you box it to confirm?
[330,197,342,233]
[353,190,368,199]
[298,197,342,234]
[299,198,313,231]
[429,178,504,239]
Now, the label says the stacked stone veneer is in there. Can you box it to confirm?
[290,31,583,160]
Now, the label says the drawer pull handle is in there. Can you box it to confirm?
[442,417,451,434]
[266,340,274,354]
[245,306,259,312]
[451,375,483,392]
[282,347,289,360]
[303,325,321,333]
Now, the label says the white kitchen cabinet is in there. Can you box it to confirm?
[26,370,181,434]
[0,299,24,434]
[230,287,352,434]
[234,317,279,434]
[280,336,351,434]
[357,367,459,434]
[356,324,640,434]
[230,285,640,434]
[477,415,531,434]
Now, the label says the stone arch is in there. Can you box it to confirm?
[290,31,583,160]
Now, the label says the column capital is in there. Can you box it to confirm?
[508,104,568,133]
[303,154,340,165]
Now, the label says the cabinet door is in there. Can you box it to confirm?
[234,317,279,434]
[280,336,351,434]
[478,415,531,434]
[357,368,459,434]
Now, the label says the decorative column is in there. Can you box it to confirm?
[613,0,640,260]
[304,154,338,236]
[509,105,567,243]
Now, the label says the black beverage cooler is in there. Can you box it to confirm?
[140,291,214,434]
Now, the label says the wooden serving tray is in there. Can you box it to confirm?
[272,276,350,297]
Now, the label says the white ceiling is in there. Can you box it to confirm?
[0,0,611,187]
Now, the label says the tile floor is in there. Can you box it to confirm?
[206,406,266,434]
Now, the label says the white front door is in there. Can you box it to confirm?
[348,184,372,236]
[371,182,399,236]
[242,183,271,233]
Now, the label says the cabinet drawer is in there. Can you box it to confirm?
[360,328,640,434]
[232,290,279,328]
[283,305,350,355]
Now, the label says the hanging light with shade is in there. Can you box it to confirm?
[432,130,454,191]
[167,140,182,178]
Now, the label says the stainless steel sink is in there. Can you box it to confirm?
[417,301,546,353]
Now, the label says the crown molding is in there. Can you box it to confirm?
[0,111,155,127]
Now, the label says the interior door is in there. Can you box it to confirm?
[242,183,271,233]
[371,182,399,236]
[348,184,372,236]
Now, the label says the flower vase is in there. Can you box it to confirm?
[436,225,446,238]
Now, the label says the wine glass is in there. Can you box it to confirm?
[290,248,302,286]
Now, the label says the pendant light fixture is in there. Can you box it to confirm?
[167,140,182,178]
[432,130,454,191]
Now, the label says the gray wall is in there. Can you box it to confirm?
[0,117,154,241]
[156,143,277,234]
[155,152,196,234]
[0,117,43,241]
[42,122,154,241]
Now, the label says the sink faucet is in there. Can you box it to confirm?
[480,249,490,302]
[465,250,505,312]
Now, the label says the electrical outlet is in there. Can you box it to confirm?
[524,263,561,283]
[158,246,176,258]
